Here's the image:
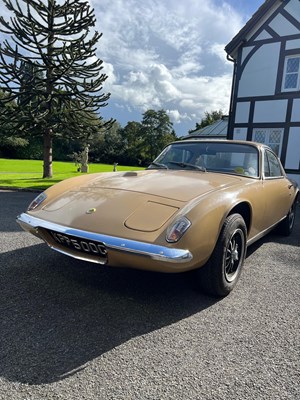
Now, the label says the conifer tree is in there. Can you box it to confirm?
[141,109,175,162]
[0,0,111,177]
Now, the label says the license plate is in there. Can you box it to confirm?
[48,230,107,257]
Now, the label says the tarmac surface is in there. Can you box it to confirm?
[0,190,299,399]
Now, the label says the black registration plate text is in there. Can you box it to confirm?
[49,230,107,257]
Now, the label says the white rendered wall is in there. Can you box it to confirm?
[235,102,251,123]
[287,174,300,186]
[241,46,255,63]
[238,43,280,97]
[255,30,272,41]
[291,99,300,122]
[286,38,300,50]
[253,100,288,123]
[284,0,300,22]
[269,13,299,36]
[285,128,300,169]
[233,127,248,141]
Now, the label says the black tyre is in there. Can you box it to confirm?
[276,200,297,236]
[197,213,247,297]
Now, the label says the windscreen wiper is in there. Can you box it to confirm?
[148,161,169,169]
[168,161,206,172]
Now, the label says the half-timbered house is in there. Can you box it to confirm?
[225,0,300,185]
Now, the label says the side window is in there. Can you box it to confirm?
[264,151,283,178]
[264,152,270,177]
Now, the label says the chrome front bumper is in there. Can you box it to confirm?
[17,213,193,264]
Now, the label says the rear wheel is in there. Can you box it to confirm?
[197,213,247,297]
[276,200,297,236]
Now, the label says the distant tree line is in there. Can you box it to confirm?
[1,78,222,167]
[0,90,176,166]
[188,110,223,133]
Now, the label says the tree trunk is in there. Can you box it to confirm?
[43,0,54,179]
[43,129,53,178]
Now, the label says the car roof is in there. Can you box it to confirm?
[174,138,265,150]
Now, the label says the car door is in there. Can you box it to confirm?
[261,149,292,229]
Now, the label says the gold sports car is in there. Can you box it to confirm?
[17,140,299,297]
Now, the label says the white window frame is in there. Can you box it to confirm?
[282,55,300,92]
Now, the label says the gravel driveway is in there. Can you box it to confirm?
[0,190,299,400]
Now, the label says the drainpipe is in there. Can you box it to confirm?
[226,54,237,140]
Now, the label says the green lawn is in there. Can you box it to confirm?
[0,158,144,190]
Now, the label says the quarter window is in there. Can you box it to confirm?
[282,55,300,91]
[264,150,283,178]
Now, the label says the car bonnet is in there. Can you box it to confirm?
[75,169,241,202]
[34,170,241,236]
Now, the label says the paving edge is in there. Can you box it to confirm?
[0,186,42,193]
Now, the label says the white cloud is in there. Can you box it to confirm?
[102,62,116,84]
[90,0,244,133]
[209,43,230,64]
[167,109,191,124]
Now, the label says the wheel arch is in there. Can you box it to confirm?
[227,202,252,235]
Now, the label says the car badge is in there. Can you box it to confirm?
[86,208,96,214]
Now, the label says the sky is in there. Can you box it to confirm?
[90,0,266,136]
[0,0,266,136]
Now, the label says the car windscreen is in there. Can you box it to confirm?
[153,142,259,177]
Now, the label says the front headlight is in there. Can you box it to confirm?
[166,217,191,243]
[28,192,47,211]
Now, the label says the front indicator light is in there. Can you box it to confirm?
[28,192,47,211]
[166,217,191,243]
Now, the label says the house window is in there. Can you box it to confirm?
[252,128,283,156]
[282,56,300,91]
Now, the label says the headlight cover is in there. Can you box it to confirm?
[28,192,47,211]
[166,217,191,243]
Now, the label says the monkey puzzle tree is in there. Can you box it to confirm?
[0,0,111,177]
[0,89,29,153]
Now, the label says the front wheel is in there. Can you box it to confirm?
[197,214,247,297]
